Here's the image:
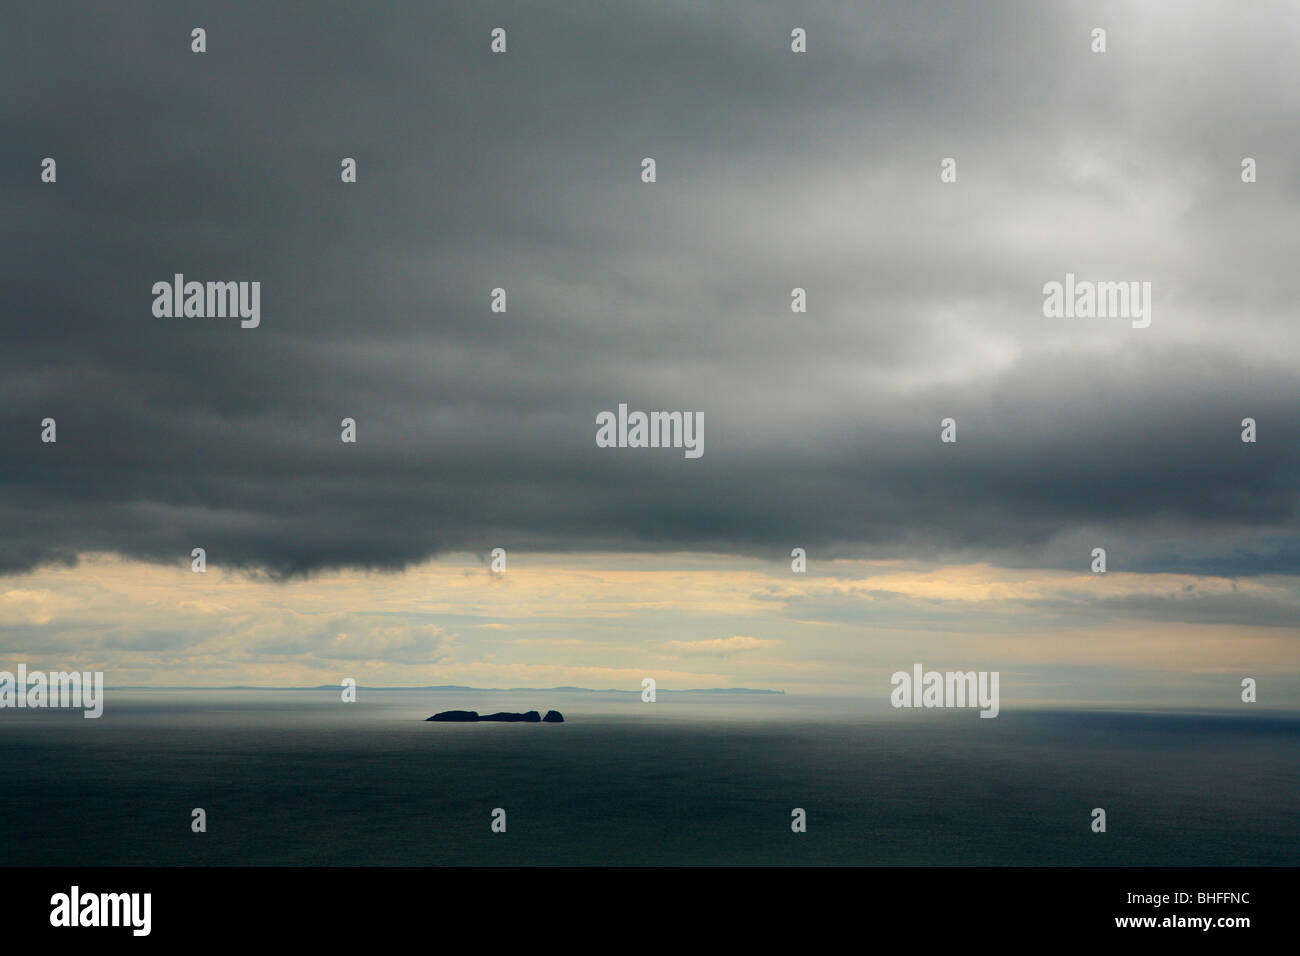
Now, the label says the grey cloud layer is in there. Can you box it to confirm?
[2,1,1298,576]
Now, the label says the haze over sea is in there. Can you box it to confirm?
[3,690,1295,866]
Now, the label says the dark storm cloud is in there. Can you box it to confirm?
[2,0,1298,576]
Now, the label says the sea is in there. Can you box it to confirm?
[1,690,1295,866]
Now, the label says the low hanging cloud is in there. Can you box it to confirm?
[661,635,781,656]
[248,617,453,665]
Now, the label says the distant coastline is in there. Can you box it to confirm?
[97,685,786,694]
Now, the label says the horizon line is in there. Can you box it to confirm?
[88,684,788,694]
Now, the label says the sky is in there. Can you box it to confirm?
[1,1,1297,702]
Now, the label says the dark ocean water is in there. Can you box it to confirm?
[1,691,1295,866]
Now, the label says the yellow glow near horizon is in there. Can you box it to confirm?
[0,552,1295,698]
